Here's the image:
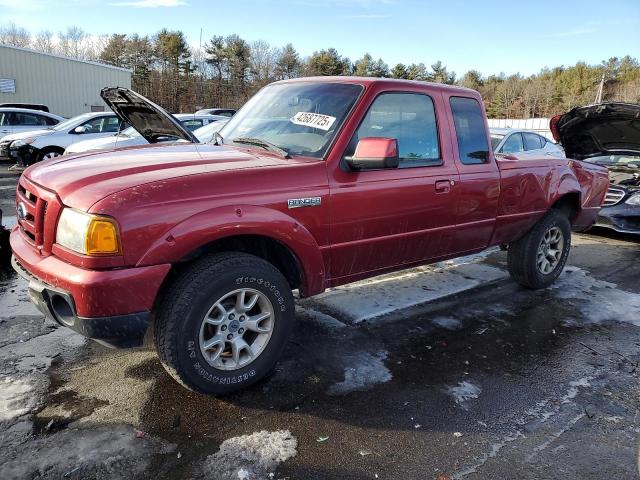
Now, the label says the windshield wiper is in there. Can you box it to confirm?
[232,137,290,158]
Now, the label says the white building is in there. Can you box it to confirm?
[0,45,131,118]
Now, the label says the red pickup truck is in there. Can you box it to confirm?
[10,78,608,395]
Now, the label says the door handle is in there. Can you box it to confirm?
[435,179,453,193]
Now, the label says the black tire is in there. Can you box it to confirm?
[37,147,65,163]
[154,252,295,395]
[507,209,571,289]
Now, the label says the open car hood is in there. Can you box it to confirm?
[100,87,198,144]
[551,103,640,160]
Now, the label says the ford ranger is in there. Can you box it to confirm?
[10,78,609,395]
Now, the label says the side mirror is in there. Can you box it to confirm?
[496,153,518,161]
[346,137,399,170]
[73,126,88,134]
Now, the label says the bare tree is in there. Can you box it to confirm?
[0,22,31,48]
[249,40,277,85]
[33,30,55,53]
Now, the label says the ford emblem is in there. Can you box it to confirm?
[17,202,27,220]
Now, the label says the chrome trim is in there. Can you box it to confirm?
[603,186,626,207]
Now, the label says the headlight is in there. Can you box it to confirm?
[56,208,120,255]
[11,138,34,148]
[625,192,640,206]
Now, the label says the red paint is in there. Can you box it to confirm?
[11,77,609,320]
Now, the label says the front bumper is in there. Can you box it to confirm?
[10,228,171,348]
[595,203,640,234]
[10,144,39,165]
[12,256,149,348]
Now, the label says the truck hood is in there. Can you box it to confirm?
[551,103,640,160]
[25,143,287,211]
[100,87,198,144]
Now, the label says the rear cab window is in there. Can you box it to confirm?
[449,96,490,164]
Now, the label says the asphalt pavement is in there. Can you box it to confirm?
[1,166,639,480]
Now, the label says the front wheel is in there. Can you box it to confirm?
[37,147,65,163]
[507,209,571,289]
[154,252,295,395]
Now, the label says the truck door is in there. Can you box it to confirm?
[327,89,460,285]
[445,95,500,252]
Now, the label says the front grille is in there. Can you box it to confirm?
[17,184,47,246]
[16,178,62,255]
[603,186,626,207]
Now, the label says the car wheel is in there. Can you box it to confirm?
[507,209,571,289]
[154,252,295,395]
[38,147,64,162]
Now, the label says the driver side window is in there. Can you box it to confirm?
[346,92,441,168]
[80,116,106,133]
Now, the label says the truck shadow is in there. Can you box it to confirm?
[131,280,583,438]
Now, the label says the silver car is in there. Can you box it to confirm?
[0,108,65,139]
[490,128,565,159]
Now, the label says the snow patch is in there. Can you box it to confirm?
[550,267,640,326]
[447,381,481,408]
[0,425,173,480]
[202,430,297,480]
[311,262,507,323]
[328,351,392,395]
[0,275,42,318]
[1,215,16,228]
[0,376,36,421]
[432,316,462,330]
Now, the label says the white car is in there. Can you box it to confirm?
[0,108,65,141]
[192,118,228,143]
[65,114,227,155]
[490,128,565,159]
[2,112,124,163]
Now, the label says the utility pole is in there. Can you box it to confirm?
[595,72,605,103]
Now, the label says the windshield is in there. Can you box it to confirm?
[490,134,504,150]
[220,82,363,158]
[52,113,95,131]
[194,120,228,143]
[585,154,640,168]
[120,126,141,137]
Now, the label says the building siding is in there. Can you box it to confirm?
[0,45,131,118]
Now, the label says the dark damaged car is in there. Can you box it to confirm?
[552,102,640,234]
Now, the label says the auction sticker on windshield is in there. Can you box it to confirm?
[291,112,336,131]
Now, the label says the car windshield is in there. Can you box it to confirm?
[490,134,504,150]
[52,113,95,131]
[194,120,228,143]
[120,126,141,138]
[220,82,363,158]
[585,154,640,168]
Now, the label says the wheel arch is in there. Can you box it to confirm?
[550,191,582,224]
[137,205,327,297]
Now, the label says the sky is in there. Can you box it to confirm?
[1,0,639,77]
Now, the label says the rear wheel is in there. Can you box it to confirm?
[154,252,294,395]
[507,209,571,289]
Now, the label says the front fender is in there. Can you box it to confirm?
[136,204,326,295]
